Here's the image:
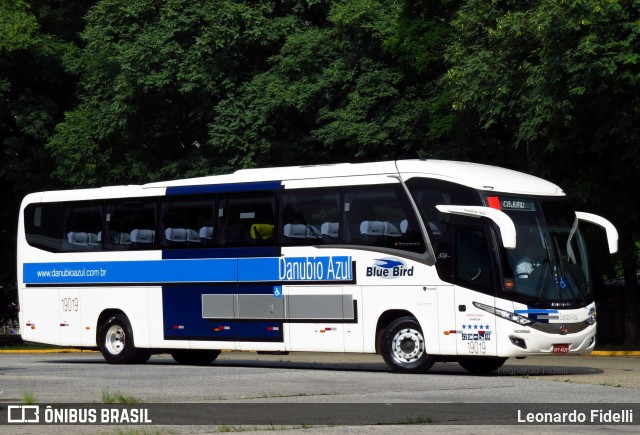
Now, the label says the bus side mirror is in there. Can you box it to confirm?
[435,205,517,249]
[576,212,618,254]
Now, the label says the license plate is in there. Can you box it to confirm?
[552,344,570,353]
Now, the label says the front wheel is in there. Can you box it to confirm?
[98,314,150,364]
[458,357,507,374]
[381,317,435,373]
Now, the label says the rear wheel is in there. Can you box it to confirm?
[98,314,150,364]
[458,357,507,374]
[381,317,435,373]
[171,350,221,365]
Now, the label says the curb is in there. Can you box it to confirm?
[591,350,640,357]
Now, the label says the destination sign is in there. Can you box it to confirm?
[500,198,535,211]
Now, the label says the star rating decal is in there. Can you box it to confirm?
[461,324,490,330]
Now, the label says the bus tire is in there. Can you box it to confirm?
[381,316,434,373]
[98,314,150,364]
[458,357,507,374]
[171,350,221,365]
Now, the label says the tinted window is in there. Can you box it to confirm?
[343,184,424,253]
[160,197,215,248]
[61,202,103,251]
[218,192,276,246]
[406,178,483,282]
[279,190,340,245]
[105,200,156,250]
[24,203,64,252]
[455,227,495,295]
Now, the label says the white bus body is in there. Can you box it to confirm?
[17,160,618,373]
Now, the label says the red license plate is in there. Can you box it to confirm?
[552,344,570,353]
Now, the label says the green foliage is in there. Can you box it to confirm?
[48,0,302,185]
[448,0,640,184]
[210,0,461,168]
[0,1,92,303]
[0,0,38,52]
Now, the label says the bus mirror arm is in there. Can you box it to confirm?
[575,212,618,254]
[435,205,517,249]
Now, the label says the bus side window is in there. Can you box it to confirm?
[279,190,340,245]
[344,184,424,253]
[61,202,104,252]
[405,178,482,244]
[159,196,215,248]
[106,201,156,250]
[217,192,276,247]
[24,203,64,252]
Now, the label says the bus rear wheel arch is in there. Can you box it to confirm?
[98,313,150,364]
[380,316,435,373]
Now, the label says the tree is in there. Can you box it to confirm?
[210,0,463,169]
[447,0,640,343]
[0,0,90,308]
[47,0,307,185]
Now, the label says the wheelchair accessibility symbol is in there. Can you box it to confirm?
[273,286,282,298]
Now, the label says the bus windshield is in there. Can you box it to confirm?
[491,196,592,308]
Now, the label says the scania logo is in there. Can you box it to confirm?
[365,258,414,279]
[559,325,568,335]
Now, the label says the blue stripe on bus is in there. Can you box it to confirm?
[162,246,281,260]
[514,309,559,314]
[166,180,282,196]
[23,259,237,285]
[23,255,353,285]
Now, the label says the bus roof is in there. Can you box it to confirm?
[28,159,565,201]
[146,159,564,197]
[396,160,564,196]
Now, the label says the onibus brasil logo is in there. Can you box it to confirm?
[366,258,414,279]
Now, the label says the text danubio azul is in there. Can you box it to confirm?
[278,256,351,281]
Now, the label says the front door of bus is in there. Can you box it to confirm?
[453,226,498,356]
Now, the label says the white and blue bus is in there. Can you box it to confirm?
[17,160,618,373]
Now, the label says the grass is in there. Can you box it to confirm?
[101,390,144,404]
[218,425,311,432]
[599,382,623,388]
[22,391,37,404]
[377,416,433,425]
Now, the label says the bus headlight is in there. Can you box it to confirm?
[473,302,533,326]
[586,313,596,325]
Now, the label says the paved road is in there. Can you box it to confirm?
[1,351,639,433]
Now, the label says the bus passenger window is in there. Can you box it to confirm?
[106,201,156,250]
[159,197,215,248]
[62,202,103,252]
[217,192,275,247]
[24,203,64,252]
[405,178,482,245]
[344,184,424,253]
[279,190,340,245]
